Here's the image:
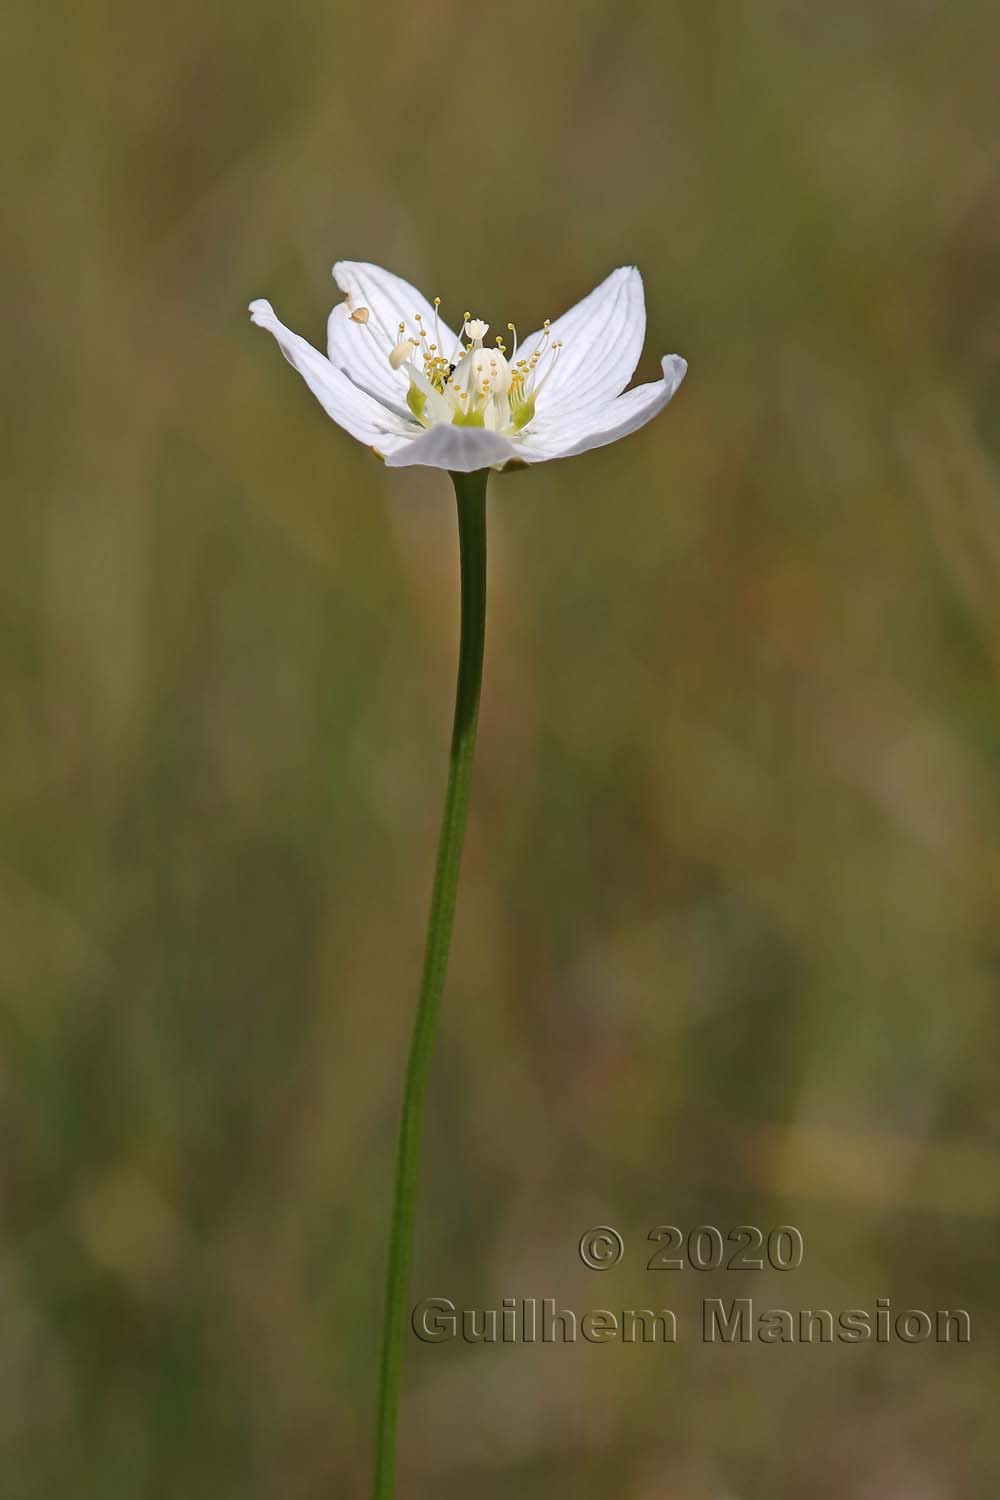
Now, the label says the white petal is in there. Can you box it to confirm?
[515,267,646,420]
[326,302,412,415]
[520,355,688,461]
[249,299,413,453]
[329,261,461,391]
[383,424,519,472]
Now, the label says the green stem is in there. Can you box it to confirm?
[372,469,489,1500]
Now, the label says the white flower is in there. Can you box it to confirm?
[249,261,687,473]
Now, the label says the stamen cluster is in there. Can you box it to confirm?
[350,296,563,436]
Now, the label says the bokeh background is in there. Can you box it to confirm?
[5,0,1000,1495]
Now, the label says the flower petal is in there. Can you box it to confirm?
[520,355,688,461]
[326,301,412,415]
[383,423,519,473]
[249,299,413,452]
[330,261,461,389]
[515,266,646,421]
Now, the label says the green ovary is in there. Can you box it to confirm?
[451,407,486,428]
[511,396,535,431]
[406,384,427,422]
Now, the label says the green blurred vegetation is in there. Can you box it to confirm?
[4,0,1000,1495]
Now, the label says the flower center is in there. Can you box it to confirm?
[348,297,563,435]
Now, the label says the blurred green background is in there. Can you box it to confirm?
[4,0,1000,1495]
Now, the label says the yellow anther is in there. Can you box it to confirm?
[350,306,370,324]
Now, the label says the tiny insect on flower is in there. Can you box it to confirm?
[249,261,687,473]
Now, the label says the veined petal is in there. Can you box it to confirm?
[383,424,519,473]
[331,260,461,370]
[516,266,646,420]
[249,299,413,452]
[327,301,412,414]
[520,355,688,461]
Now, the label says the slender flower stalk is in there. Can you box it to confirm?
[372,470,488,1500]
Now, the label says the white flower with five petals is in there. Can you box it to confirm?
[249,261,687,473]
